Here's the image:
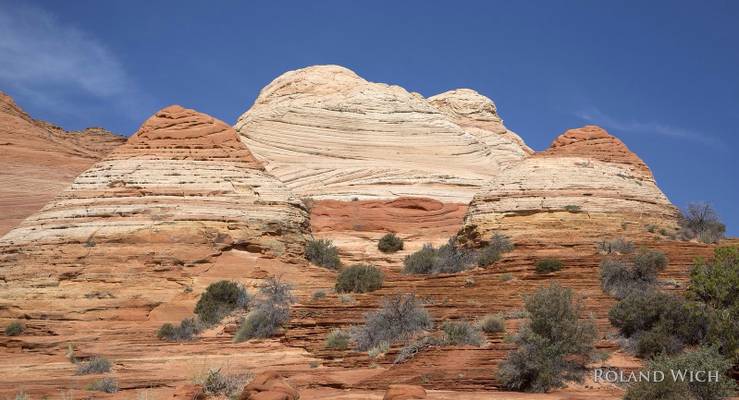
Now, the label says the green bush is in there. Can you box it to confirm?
[403,237,477,275]
[477,233,514,267]
[679,202,726,244]
[378,233,404,253]
[335,264,384,293]
[478,314,505,333]
[564,205,581,212]
[311,290,327,301]
[77,356,112,375]
[234,277,293,342]
[441,320,484,346]
[600,249,668,299]
[632,249,668,282]
[535,258,563,274]
[158,317,201,342]
[86,377,118,393]
[4,321,24,336]
[325,328,351,350]
[194,280,249,325]
[609,291,676,337]
[306,238,342,269]
[624,346,736,400]
[352,294,432,351]
[497,284,597,392]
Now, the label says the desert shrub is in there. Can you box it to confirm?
[76,356,112,375]
[403,237,477,274]
[335,264,384,293]
[394,336,437,364]
[339,293,354,304]
[478,314,505,333]
[477,233,514,267]
[311,290,327,301]
[600,249,668,299]
[194,280,249,325]
[158,317,201,342]
[499,273,514,282]
[378,233,404,253]
[624,346,736,400]
[497,284,597,392]
[689,246,739,360]
[4,321,24,336]
[597,237,635,255]
[633,249,668,281]
[679,203,726,244]
[325,328,351,350]
[200,368,250,397]
[564,205,581,212]
[535,258,563,274]
[367,341,390,359]
[86,377,118,393]
[305,238,342,269]
[487,233,514,253]
[600,258,638,298]
[234,277,293,342]
[635,325,685,358]
[352,294,432,351]
[441,320,484,346]
[609,291,677,337]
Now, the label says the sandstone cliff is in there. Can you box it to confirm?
[234,65,530,203]
[461,125,680,245]
[0,92,125,236]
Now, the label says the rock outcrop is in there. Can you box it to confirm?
[234,65,530,203]
[461,125,680,244]
[0,92,125,235]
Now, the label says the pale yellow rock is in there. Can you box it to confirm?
[235,65,530,202]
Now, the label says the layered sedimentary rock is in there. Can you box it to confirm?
[462,125,680,244]
[235,65,530,202]
[0,92,125,235]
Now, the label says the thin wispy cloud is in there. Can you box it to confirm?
[575,107,723,148]
[0,3,147,120]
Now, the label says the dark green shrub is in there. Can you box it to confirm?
[477,233,514,267]
[497,284,597,392]
[86,377,118,393]
[194,280,249,325]
[632,249,668,282]
[609,291,675,337]
[378,233,404,253]
[325,328,351,350]
[535,258,563,274]
[335,264,384,293]
[564,205,581,212]
[441,320,483,346]
[234,277,293,342]
[4,321,24,336]
[679,203,726,244]
[600,249,667,299]
[624,346,736,400]
[76,356,112,375]
[478,314,505,333]
[305,238,342,269]
[158,317,201,342]
[352,294,432,351]
[403,237,477,274]
[311,290,327,301]
[635,324,684,358]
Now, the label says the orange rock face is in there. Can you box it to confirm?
[0,92,125,236]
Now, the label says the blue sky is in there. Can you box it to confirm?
[1,0,737,235]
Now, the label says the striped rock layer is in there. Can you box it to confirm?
[235,65,530,203]
[462,125,680,244]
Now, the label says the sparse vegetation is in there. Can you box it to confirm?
[306,238,342,269]
[679,202,726,244]
[339,293,354,304]
[597,237,635,255]
[564,204,582,212]
[478,314,505,333]
[4,321,24,336]
[441,320,484,346]
[394,336,437,364]
[194,280,249,325]
[624,346,736,400]
[600,249,668,299]
[157,317,201,342]
[535,258,563,274]
[404,234,513,274]
[335,264,384,293]
[378,233,404,253]
[86,377,118,393]
[76,356,112,375]
[311,290,327,301]
[199,368,251,397]
[325,328,351,350]
[499,272,514,282]
[352,293,432,351]
[497,284,597,392]
[234,277,294,342]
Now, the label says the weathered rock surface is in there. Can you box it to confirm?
[461,125,680,244]
[239,371,300,400]
[383,384,427,399]
[234,65,529,202]
[0,92,125,235]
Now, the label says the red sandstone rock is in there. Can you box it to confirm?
[240,371,299,400]
[383,384,427,399]
[173,384,204,400]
